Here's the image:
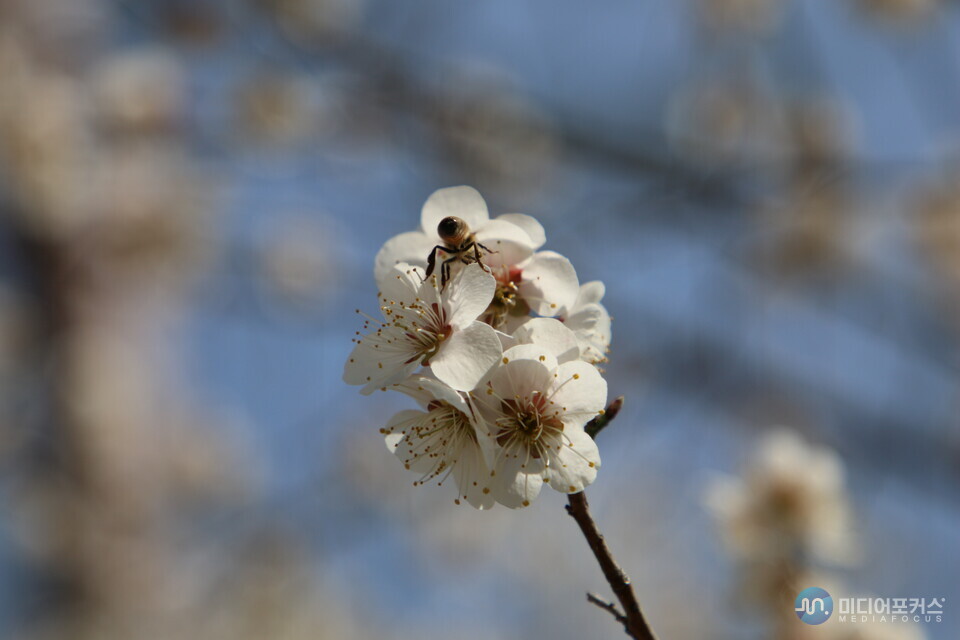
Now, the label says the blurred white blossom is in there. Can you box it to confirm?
[705,428,856,566]
[93,49,184,134]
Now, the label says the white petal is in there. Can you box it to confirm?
[384,409,426,444]
[470,403,503,469]
[519,251,580,316]
[388,377,435,408]
[445,263,496,328]
[384,410,438,474]
[429,321,502,391]
[343,338,416,395]
[545,428,600,494]
[453,440,497,509]
[496,213,546,249]
[384,431,404,452]
[374,231,435,284]
[488,344,557,400]
[491,454,544,508]
[550,360,607,427]
[421,185,489,234]
[574,281,606,307]
[565,303,610,336]
[502,343,559,371]
[494,329,518,352]
[474,219,535,268]
[418,376,471,413]
[377,262,423,307]
[565,303,611,363]
[393,434,449,475]
[512,317,580,363]
[389,373,468,412]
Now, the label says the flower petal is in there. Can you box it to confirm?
[565,302,611,363]
[453,440,497,509]
[512,317,580,363]
[474,219,535,268]
[502,343,559,371]
[519,251,580,316]
[374,231,435,285]
[545,428,600,494]
[429,321,502,391]
[494,329,518,353]
[550,360,607,428]
[343,337,416,395]
[421,185,489,234]
[470,403,503,469]
[445,264,496,328]
[496,213,546,249]
[390,373,468,413]
[483,344,556,402]
[385,410,442,474]
[574,280,606,307]
[384,409,426,446]
[490,454,544,508]
[377,262,423,307]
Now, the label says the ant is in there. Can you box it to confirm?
[425,216,496,286]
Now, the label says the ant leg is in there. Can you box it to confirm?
[425,245,448,279]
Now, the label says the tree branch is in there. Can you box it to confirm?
[568,396,657,640]
[567,491,657,640]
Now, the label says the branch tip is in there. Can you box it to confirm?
[585,395,625,439]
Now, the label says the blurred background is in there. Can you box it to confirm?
[0,0,958,638]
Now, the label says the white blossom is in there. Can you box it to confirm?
[704,428,856,566]
[471,344,606,508]
[382,374,495,509]
[344,263,502,394]
[560,281,612,365]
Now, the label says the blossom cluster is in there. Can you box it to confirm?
[344,186,612,508]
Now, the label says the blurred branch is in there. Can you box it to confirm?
[252,11,752,207]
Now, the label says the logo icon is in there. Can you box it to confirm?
[795,587,833,625]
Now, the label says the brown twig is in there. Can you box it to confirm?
[567,397,658,640]
[567,491,657,640]
[587,592,628,626]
